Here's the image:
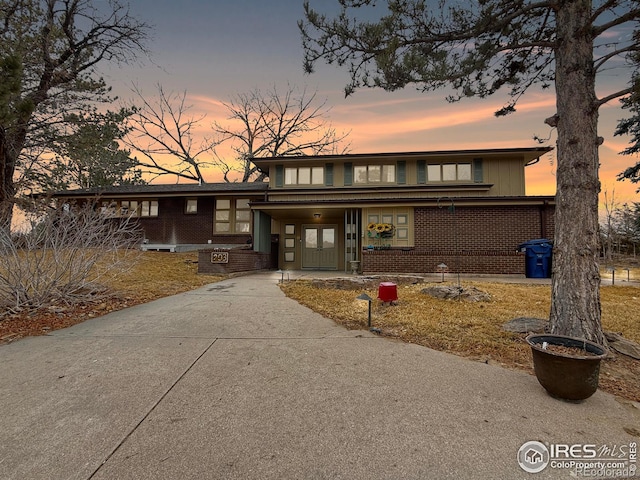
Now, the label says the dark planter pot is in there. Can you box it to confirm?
[526,334,608,402]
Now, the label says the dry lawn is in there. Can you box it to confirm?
[102,251,225,302]
[280,279,640,402]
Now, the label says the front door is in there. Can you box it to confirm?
[302,225,338,270]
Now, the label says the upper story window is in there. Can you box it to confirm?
[427,163,472,182]
[354,164,396,184]
[284,166,324,185]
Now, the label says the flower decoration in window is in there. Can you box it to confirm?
[367,222,394,238]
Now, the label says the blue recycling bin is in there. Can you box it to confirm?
[518,239,553,278]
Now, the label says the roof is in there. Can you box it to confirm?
[251,147,554,166]
[50,181,269,198]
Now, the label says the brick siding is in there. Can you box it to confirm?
[362,204,555,275]
[139,198,249,245]
[198,249,273,274]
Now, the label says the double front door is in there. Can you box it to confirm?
[302,225,337,270]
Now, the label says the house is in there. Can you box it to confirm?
[53,147,555,275]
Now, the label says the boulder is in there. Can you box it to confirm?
[421,285,491,302]
[502,317,548,334]
[312,275,424,290]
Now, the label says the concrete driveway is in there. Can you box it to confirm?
[0,271,638,480]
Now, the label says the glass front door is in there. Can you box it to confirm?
[302,225,338,270]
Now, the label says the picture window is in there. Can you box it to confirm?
[284,167,324,186]
[354,165,396,184]
[427,163,472,182]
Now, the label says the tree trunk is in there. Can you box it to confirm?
[0,125,16,228]
[549,0,606,346]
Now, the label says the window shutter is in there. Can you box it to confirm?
[397,161,406,184]
[473,158,483,183]
[417,160,426,184]
[275,165,284,187]
[325,163,334,186]
[344,162,353,186]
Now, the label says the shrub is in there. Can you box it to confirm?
[0,203,143,313]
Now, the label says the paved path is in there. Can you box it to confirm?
[0,272,638,480]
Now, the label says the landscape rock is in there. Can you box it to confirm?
[421,285,491,302]
[502,317,548,334]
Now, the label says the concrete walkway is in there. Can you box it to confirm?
[0,271,638,480]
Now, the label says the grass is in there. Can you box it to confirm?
[102,251,225,302]
[280,278,640,401]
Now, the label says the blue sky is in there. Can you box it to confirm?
[99,0,640,202]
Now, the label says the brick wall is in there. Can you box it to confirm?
[139,198,250,245]
[197,249,273,274]
[362,204,555,275]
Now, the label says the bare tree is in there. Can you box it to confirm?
[213,85,350,182]
[0,0,150,225]
[126,84,350,183]
[125,84,217,184]
[601,200,640,257]
[615,203,640,256]
[601,188,618,262]
[0,202,143,314]
[300,0,640,345]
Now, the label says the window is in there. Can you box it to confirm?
[365,208,412,247]
[354,166,367,183]
[235,199,251,233]
[458,164,472,181]
[215,198,251,233]
[299,168,311,184]
[284,167,324,186]
[284,224,296,263]
[427,163,472,182]
[215,199,230,232]
[443,164,456,181]
[140,200,158,217]
[312,167,323,184]
[120,200,137,217]
[101,199,157,217]
[285,168,297,185]
[100,201,117,217]
[354,165,396,184]
[185,198,198,214]
[427,164,441,181]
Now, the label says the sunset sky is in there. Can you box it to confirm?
[101,0,640,205]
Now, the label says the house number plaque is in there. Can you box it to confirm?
[210,251,229,264]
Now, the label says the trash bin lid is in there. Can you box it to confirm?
[518,238,553,249]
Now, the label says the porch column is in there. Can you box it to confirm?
[253,211,272,253]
